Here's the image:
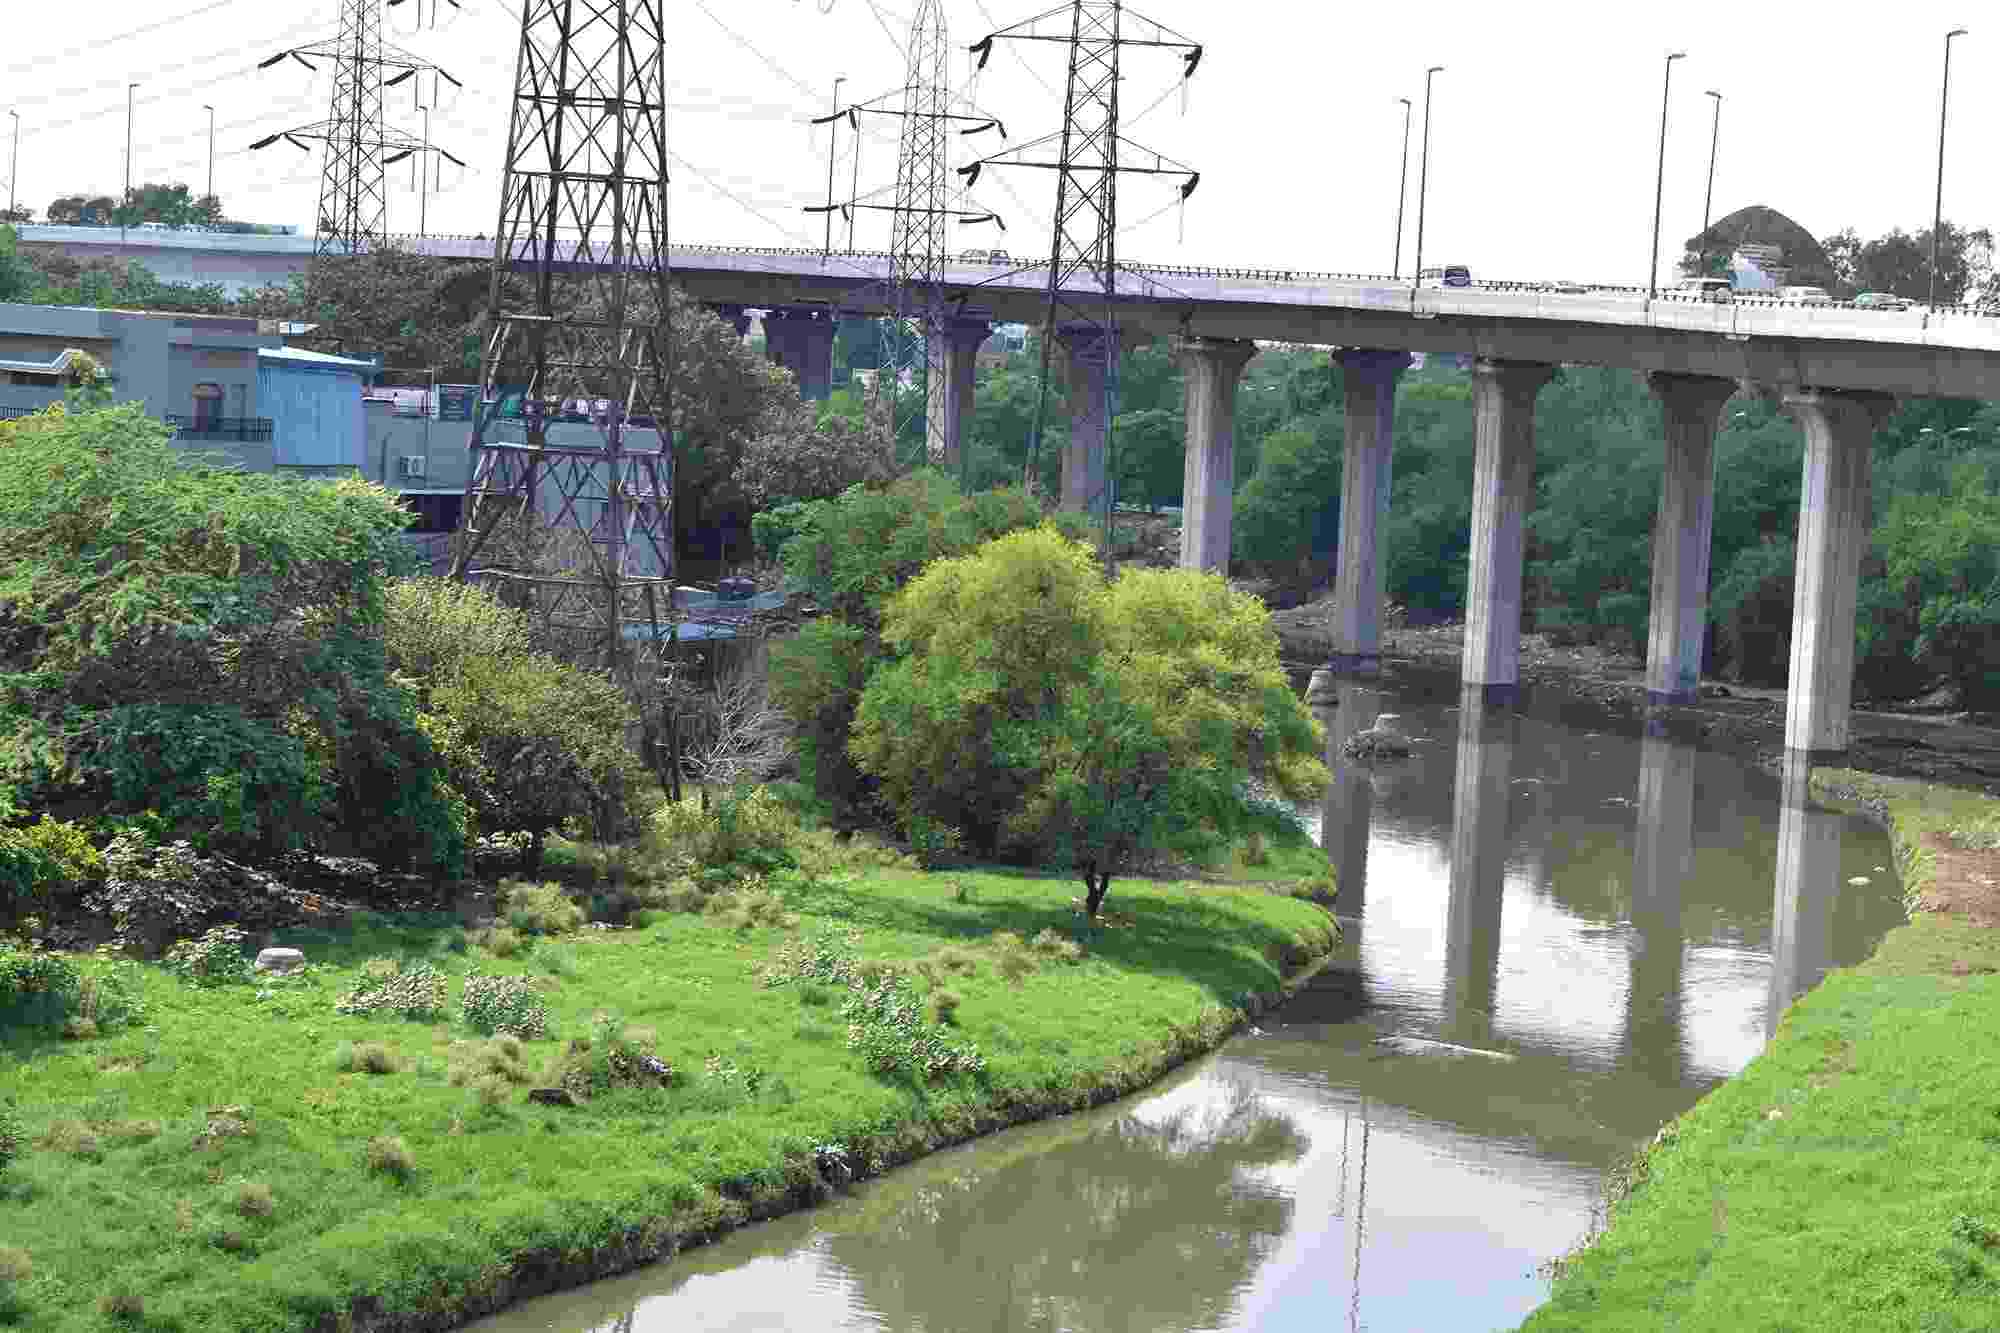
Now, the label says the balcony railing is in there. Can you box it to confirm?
[164,415,274,442]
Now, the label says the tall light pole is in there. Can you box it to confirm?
[123,83,138,233]
[1412,66,1443,291]
[1928,27,1968,311]
[1647,51,1685,301]
[1393,96,1412,278]
[6,110,17,219]
[824,74,846,255]
[416,104,432,240]
[1700,90,1721,275]
[202,104,215,213]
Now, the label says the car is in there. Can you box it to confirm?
[1419,265,1472,288]
[1780,285,1834,306]
[958,248,1011,264]
[1543,280,1591,295]
[1853,291,1913,311]
[1673,277,1735,303]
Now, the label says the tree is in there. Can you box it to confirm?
[0,403,465,869]
[734,397,897,508]
[109,183,221,229]
[847,528,1325,915]
[0,226,35,303]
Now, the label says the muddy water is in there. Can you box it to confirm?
[469,669,1902,1333]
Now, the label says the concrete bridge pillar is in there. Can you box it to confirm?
[1327,348,1415,672]
[1644,373,1738,706]
[1445,685,1516,1043]
[1781,388,1893,756]
[1463,358,1559,704]
[1056,323,1119,517]
[928,316,991,477]
[707,303,752,340]
[1175,335,1258,572]
[762,306,837,402]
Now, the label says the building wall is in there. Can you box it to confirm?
[260,360,365,468]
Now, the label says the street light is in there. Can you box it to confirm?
[6,110,17,219]
[1393,96,1412,278]
[1648,51,1686,302]
[123,83,138,234]
[416,104,432,240]
[202,104,215,213]
[1700,90,1721,274]
[1412,66,1443,291]
[1928,27,1969,312]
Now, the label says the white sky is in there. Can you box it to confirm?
[5,0,1996,287]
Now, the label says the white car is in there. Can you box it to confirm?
[1780,285,1834,306]
[1673,277,1734,303]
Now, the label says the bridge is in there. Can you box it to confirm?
[19,219,2000,761]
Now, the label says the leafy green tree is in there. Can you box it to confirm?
[109,182,223,229]
[0,226,35,303]
[0,404,463,869]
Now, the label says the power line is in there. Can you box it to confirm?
[10,17,337,122]
[0,0,255,80]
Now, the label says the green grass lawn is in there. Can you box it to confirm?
[0,862,1334,1332]
[1523,770,2000,1332]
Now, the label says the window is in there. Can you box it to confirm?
[191,382,224,431]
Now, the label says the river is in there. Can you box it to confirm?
[469,666,1903,1333]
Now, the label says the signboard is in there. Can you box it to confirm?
[431,384,478,422]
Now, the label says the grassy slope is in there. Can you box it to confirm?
[1523,771,2000,1332]
[1,863,1334,1333]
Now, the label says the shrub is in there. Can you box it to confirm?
[476,927,530,959]
[0,948,81,1031]
[98,1289,145,1320]
[333,1041,402,1075]
[652,785,799,875]
[703,880,797,932]
[552,1014,673,1097]
[365,1135,414,1179]
[381,576,535,686]
[758,925,862,990]
[1030,928,1085,964]
[163,925,253,988]
[498,879,585,936]
[234,1180,275,1218]
[839,971,984,1080]
[0,1101,23,1169]
[0,812,102,928]
[460,973,548,1039]
[447,1036,534,1087]
[0,1246,29,1282]
[929,988,962,1025]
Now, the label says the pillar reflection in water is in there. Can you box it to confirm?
[1769,750,1841,1038]
[1444,687,1515,1041]
[1314,677,1381,922]
[1626,723,1695,1085]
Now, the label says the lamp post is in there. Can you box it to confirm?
[1647,52,1685,301]
[201,104,215,215]
[1393,96,1412,278]
[1700,90,1721,275]
[1412,66,1442,291]
[123,82,138,234]
[1928,27,1968,311]
[824,74,846,255]
[417,104,432,240]
[6,110,17,219]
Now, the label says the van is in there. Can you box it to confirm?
[1780,285,1833,306]
[1674,277,1734,303]
[1419,265,1472,288]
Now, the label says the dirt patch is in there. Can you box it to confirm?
[1271,598,2000,796]
[1916,833,2000,926]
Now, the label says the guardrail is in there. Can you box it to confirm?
[164,415,274,442]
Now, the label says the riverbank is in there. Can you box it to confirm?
[0,858,1336,1333]
[1521,770,2000,1331]
[1269,598,2000,795]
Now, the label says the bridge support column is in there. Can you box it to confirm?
[1445,685,1516,1044]
[1056,323,1119,517]
[1781,388,1892,757]
[763,306,836,402]
[928,316,991,477]
[1643,373,1738,705]
[1327,348,1415,672]
[707,303,752,339]
[1175,336,1257,572]
[1463,358,1558,705]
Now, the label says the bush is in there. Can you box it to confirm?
[0,812,103,928]
[365,1134,414,1179]
[163,925,253,988]
[652,785,799,875]
[234,1181,275,1218]
[758,925,863,990]
[334,960,448,1021]
[551,1014,673,1097]
[447,1036,534,1087]
[0,948,81,1030]
[498,880,584,936]
[0,1101,23,1169]
[476,927,530,959]
[460,973,548,1039]
[839,971,984,1080]
[332,1041,402,1075]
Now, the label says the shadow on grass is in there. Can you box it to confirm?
[786,867,1321,1009]
[272,910,477,970]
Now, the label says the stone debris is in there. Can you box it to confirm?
[253,947,305,974]
[527,1088,582,1108]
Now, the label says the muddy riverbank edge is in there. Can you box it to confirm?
[328,939,1338,1333]
[1520,770,2000,1330]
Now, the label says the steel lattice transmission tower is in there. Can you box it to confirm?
[252,0,463,256]
[446,0,677,689]
[807,0,1004,463]
[961,1,1201,521]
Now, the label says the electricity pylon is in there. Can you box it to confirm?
[251,0,463,257]
[960,0,1201,528]
[806,0,1005,462]
[446,0,676,692]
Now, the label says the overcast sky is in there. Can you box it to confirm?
[6,0,1996,287]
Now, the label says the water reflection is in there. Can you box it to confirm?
[1444,688,1516,1046]
[1317,681,1380,921]
[1626,725,1694,1085]
[1767,750,1842,1037]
